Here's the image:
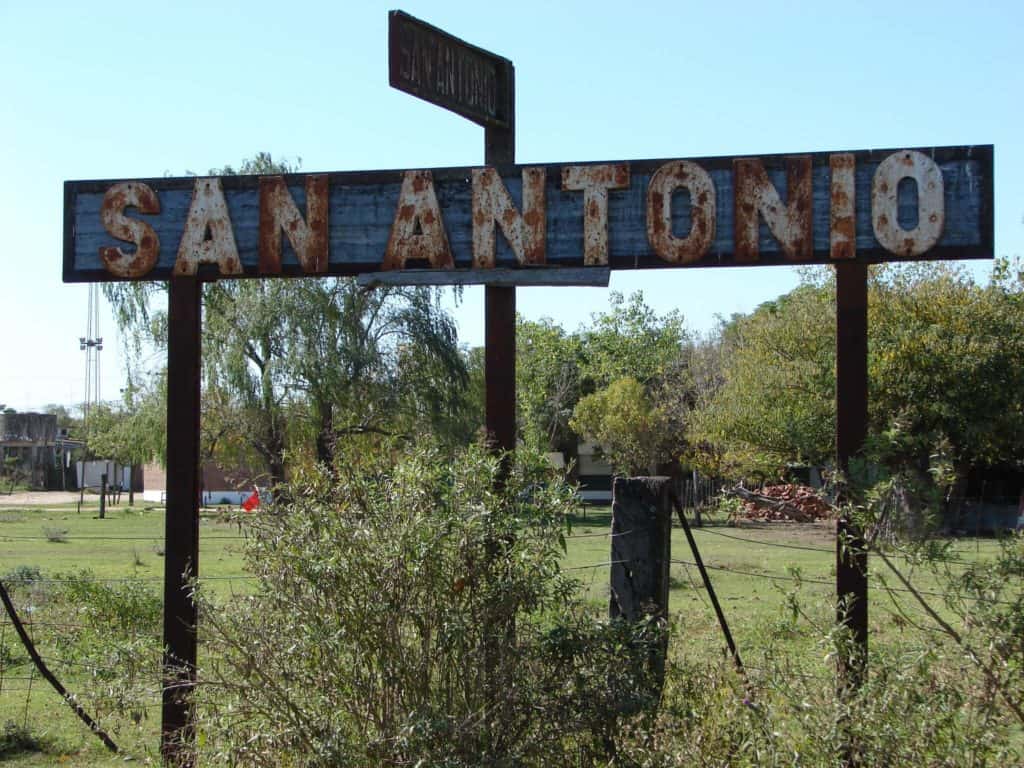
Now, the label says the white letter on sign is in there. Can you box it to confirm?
[871,150,944,257]
[259,175,328,274]
[174,178,242,276]
[734,156,812,262]
[472,167,546,268]
[562,163,630,265]
[99,182,161,278]
[382,170,454,270]
[646,161,716,264]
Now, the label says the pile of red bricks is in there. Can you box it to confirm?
[737,484,833,522]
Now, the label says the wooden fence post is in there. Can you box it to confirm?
[609,476,672,684]
[99,473,106,519]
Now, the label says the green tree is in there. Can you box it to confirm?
[579,291,686,389]
[868,260,1024,498]
[105,153,470,486]
[686,281,836,479]
[570,377,675,475]
[83,379,165,501]
[687,260,1024,489]
[201,279,292,484]
[569,291,691,476]
[516,318,583,460]
[278,278,468,463]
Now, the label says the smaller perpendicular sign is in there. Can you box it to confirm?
[388,10,513,130]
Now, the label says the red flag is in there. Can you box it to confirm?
[241,488,260,512]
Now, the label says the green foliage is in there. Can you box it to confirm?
[516,317,583,452]
[556,292,691,474]
[571,377,674,475]
[46,571,162,728]
[195,444,663,766]
[869,260,1024,477]
[0,721,48,758]
[687,283,836,479]
[84,378,165,467]
[3,564,42,584]
[688,260,1024,487]
[55,570,162,635]
[1,456,28,494]
[42,526,68,543]
[579,291,687,389]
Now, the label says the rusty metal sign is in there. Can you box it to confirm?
[388,10,513,130]
[63,145,993,283]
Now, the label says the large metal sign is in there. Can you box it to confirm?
[388,10,513,129]
[64,146,993,283]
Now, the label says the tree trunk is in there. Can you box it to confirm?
[558,435,579,484]
[945,462,971,533]
[315,403,335,469]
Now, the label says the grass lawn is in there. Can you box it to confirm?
[0,498,1008,765]
[0,501,250,766]
[564,507,1000,667]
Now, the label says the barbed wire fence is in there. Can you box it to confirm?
[561,481,1018,687]
[0,498,257,758]
[0,483,1017,757]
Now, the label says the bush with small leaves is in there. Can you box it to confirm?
[194,442,664,767]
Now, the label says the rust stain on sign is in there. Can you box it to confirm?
[562,164,630,265]
[734,155,812,262]
[646,160,716,264]
[258,174,329,274]
[383,170,454,270]
[99,182,161,278]
[830,154,856,260]
[871,150,944,257]
[471,167,546,268]
[174,178,242,276]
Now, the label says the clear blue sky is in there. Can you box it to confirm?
[1,0,1020,411]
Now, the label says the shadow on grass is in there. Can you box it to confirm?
[567,505,612,530]
[0,721,49,759]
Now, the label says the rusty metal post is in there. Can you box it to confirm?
[161,277,202,766]
[835,261,868,689]
[484,67,516,469]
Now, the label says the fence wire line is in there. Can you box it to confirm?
[1,534,247,541]
[564,560,627,571]
[688,525,984,565]
[2,574,257,585]
[566,528,634,540]
[668,557,1018,607]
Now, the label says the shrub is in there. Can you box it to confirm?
[2,564,42,584]
[42,527,68,543]
[195,443,663,767]
[46,571,163,728]
[0,721,46,758]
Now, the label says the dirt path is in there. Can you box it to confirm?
[0,491,85,507]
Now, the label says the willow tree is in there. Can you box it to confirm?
[105,153,469,486]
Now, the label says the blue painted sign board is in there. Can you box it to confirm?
[63,145,992,283]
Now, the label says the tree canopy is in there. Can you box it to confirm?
[686,260,1024,488]
[103,153,470,486]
